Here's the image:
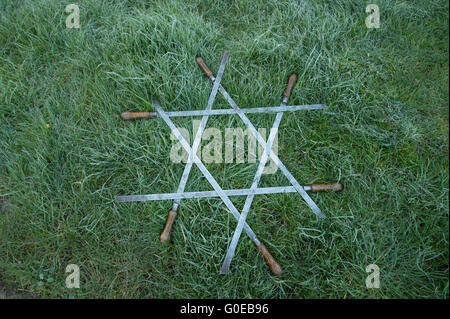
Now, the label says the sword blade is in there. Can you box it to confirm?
[147,104,326,117]
[115,185,312,202]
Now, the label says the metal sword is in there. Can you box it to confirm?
[196,58,325,220]
[115,183,343,202]
[220,74,297,274]
[160,51,229,243]
[120,104,327,120]
[152,97,283,275]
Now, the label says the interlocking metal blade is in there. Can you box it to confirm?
[114,52,332,276]
[115,185,313,202]
[144,104,327,118]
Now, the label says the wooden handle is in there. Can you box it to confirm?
[160,209,178,243]
[310,182,343,192]
[121,111,153,120]
[283,74,297,98]
[256,243,283,276]
[196,57,213,78]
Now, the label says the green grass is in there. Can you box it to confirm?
[0,0,448,298]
